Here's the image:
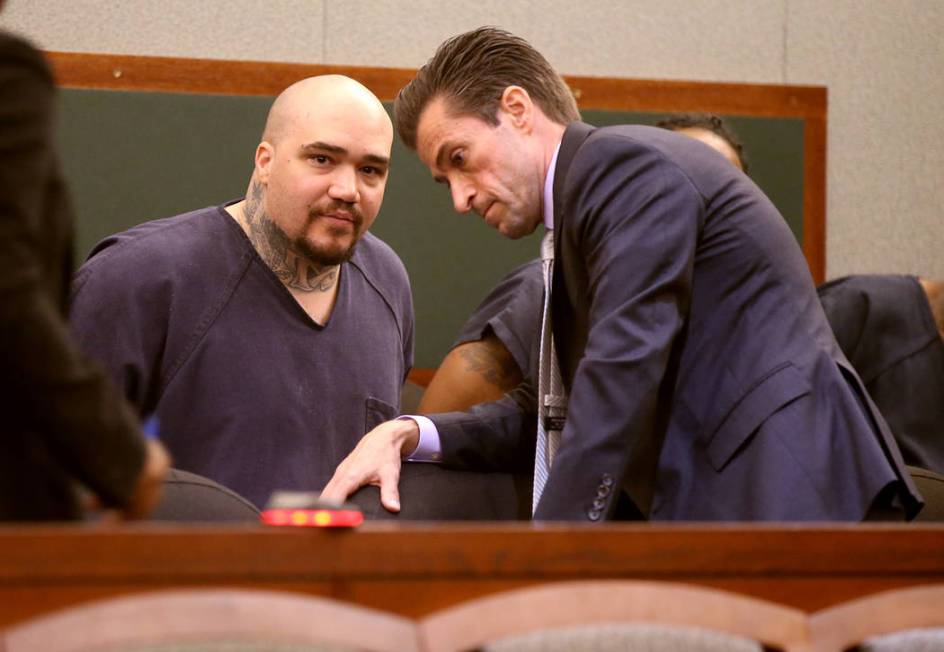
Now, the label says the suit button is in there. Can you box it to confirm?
[592,497,606,510]
[588,508,602,521]
[601,474,614,487]
[596,485,610,498]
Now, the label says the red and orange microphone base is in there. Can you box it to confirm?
[260,492,364,528]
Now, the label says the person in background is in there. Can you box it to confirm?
[655,113,748,173]
[0,23,169,521]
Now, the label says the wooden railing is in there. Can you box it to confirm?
[0,523,941,627]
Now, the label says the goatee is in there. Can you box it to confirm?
[295,201,365,266]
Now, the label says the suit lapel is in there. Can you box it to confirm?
[551,122,595,387]
[552,122,595,238]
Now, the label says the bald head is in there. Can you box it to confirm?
[263,75,392,147]
[236,74,394,269]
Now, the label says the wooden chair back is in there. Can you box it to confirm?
[1,587,419,652]
[809,584,944,652]
[418,579,811,652]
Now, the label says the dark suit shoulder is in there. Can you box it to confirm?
[819,274,938,380]
[590,124,745,196]
[565,125,732,209]
[559,124,710,236]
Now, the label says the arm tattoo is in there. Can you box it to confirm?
[243,180,338,293]
[457,335,524,391]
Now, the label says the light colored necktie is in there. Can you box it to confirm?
[532,230,567,514]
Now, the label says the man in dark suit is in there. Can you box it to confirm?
[416,114,747,415]
[322,27,922,521]
[0,27,169,520]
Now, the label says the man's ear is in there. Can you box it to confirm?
[498,86,534,133]
[254,142,274,183]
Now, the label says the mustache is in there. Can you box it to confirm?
[310,201,364,228]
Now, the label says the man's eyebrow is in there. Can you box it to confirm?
[363,153,390,166]
[429,141,454,184]
[434,141,451,171]
[301,142,389,166]
[301,141,346,154]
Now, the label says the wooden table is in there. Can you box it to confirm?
[1,523,941,627]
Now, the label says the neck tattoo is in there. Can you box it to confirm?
[243,181,338,294]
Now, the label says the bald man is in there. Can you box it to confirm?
[70,76,414,508]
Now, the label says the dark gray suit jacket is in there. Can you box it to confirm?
[819,274,944,475]
[430,122,921,522]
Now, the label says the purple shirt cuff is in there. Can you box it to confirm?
[398,415,442,462]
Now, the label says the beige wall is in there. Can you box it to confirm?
[4,0,942,279]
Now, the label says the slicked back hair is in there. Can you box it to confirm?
[394,27,580,150]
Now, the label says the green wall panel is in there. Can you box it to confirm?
[57,89,804,367]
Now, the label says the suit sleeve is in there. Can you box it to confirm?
[535,136,702,520]
[430,381,538,473]
[0,36,146,507]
